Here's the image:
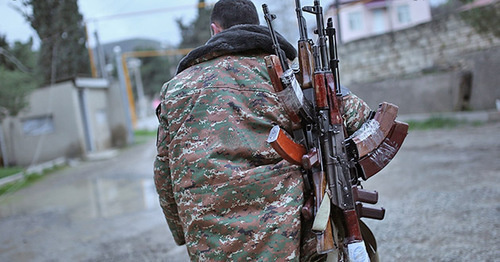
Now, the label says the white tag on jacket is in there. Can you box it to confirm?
[312,191,330,232]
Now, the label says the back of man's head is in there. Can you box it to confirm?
[211,0,260,30]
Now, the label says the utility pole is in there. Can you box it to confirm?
[114,46,135,145]
[128,58,147,119]
[335,0,342,44]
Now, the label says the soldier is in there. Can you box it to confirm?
[154,0,371,260]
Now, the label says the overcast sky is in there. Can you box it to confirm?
[0,0,447,49]
[0,0,215,48]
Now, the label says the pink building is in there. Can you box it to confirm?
[326,0,432,43]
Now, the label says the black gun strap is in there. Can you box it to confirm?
[360,220,379,262]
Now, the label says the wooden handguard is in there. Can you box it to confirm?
[264,55,285,92]
[358,120,409,180]
[348,102,399,159]
[296,41,314,89]
[267,125,306,166]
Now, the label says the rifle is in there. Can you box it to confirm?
[295,0,314,89]
[263,1,408,261]
[263,4,336,254]
[262,4,314,125]
[302,1,371,259]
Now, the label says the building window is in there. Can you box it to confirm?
[22,115,55,136]
[397,5,411,24]
[348,11,363,31]
[373,9,386,34]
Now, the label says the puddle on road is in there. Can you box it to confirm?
[0,177,159,222]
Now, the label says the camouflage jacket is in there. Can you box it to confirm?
[154,25,371,261]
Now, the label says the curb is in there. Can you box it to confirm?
[0,172,25,187]
[0,157,67,187]
[398,110,500,123]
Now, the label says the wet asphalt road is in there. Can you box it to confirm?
[0,121,498,262]
[0,138,190,262]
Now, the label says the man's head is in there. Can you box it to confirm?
[210,0,260,35]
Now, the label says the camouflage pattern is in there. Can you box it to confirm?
[343,93,372,136]
[154,54,370,260]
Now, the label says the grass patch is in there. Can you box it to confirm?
[407,116,482,130]
[0,165,66,196]
[134,129,157,136]
[0,173,45,196]
[0,167,23,179]
[134,129,157,144]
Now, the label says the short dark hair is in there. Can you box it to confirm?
[211,0,260,29]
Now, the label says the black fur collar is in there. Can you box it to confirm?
[176,24,297,74]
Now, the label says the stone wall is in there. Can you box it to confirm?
[339,13,499,85]
[338,11,500,113]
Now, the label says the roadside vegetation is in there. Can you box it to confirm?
[133,129,157,145]
[407,116,483,130]
[0,165,66,197]
[0,167,23,179]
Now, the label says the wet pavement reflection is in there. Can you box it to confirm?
[0,177,157,222]
[0,139,190,262]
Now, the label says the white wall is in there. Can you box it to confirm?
[1,78,123,167]
[10,82,86,166]
[327,0,432,43]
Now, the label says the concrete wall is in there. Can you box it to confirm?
[466,47,500,111]
[338,9,500,113]
[84,88,112,151]
[1,78,130,167]
[348,47,500,114]
[106,80,130,148]
[349,71,462,115]
[9,82,86,166]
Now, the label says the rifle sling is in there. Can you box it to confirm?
[312,191,331,232]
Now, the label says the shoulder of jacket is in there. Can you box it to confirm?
[340,85,351,97]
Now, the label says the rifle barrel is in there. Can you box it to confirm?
[295,0,308,41]
[262,4,288,71]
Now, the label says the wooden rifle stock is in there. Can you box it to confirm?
[264,55,285,92]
